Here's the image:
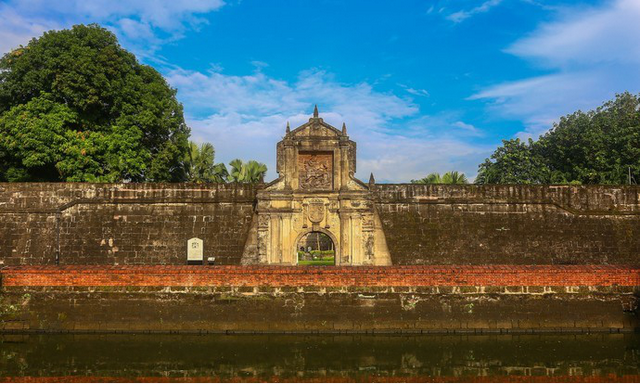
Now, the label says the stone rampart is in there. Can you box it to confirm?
[373,184,640,265]
[1,183,639,266]
[0,183,258,266]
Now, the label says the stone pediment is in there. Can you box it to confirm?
[288,119,342,139]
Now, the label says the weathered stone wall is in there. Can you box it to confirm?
[373,184,640,265]
[1,183,640,266]
[0,183,258,266]
[1,266,638,333]
[2,288,637,333]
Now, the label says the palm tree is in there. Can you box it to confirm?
[244,160,268,182]
[411,172,442,184]
[411,171,468,184]
[185,142,228,183]
[228,159,267,183]
[228,159,245,182]
[441,171,468,184]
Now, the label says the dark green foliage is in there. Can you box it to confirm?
[475,138,550,184]
[0,24,190,182]
[477,92,640,184]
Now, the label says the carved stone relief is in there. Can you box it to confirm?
[298,151,333,190]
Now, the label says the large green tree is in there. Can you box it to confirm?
[0,24,190,182]
[477,92,640,185]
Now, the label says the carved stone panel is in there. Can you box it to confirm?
[298,151,333,190]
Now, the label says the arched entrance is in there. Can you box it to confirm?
[296,231,336,266]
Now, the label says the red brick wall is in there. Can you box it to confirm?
[2,265,638,287]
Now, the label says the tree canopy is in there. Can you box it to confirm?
[411,171,469,185]
[0,24,190,182]
[477,92,640,185]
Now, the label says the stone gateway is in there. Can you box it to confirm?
[241,106,391,266]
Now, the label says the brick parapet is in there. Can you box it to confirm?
[2,265,638,287]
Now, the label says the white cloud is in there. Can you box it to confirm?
[453,121,482,135]
[398,83,430,97]
[471,0,640,139]
[0,0,225,58]
[507,0,640,68]
[168,68,488,182]
[446,0,503,23]
[0,4,61,55]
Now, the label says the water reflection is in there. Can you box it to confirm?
[0,334,638,382]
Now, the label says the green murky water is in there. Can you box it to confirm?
[1,333,639,382]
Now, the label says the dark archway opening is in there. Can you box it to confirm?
[297,232,335,266]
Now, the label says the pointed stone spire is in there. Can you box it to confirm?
[342,122,347,135]
[285,121,290,134]
[369,172,376,186]
[313,104,319,118]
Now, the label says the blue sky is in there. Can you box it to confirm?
[1,0,639,182]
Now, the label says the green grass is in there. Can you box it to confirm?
[298,259,335,266]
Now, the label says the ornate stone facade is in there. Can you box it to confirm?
[241,106,392,265]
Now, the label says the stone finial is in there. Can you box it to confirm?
[342,122,347,135]
[286,121,290,134]
[313,104,319,118]
[369,172,376,186]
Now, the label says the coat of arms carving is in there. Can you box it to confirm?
[307,201,325,223]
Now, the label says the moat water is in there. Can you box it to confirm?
[1,333,639,382]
